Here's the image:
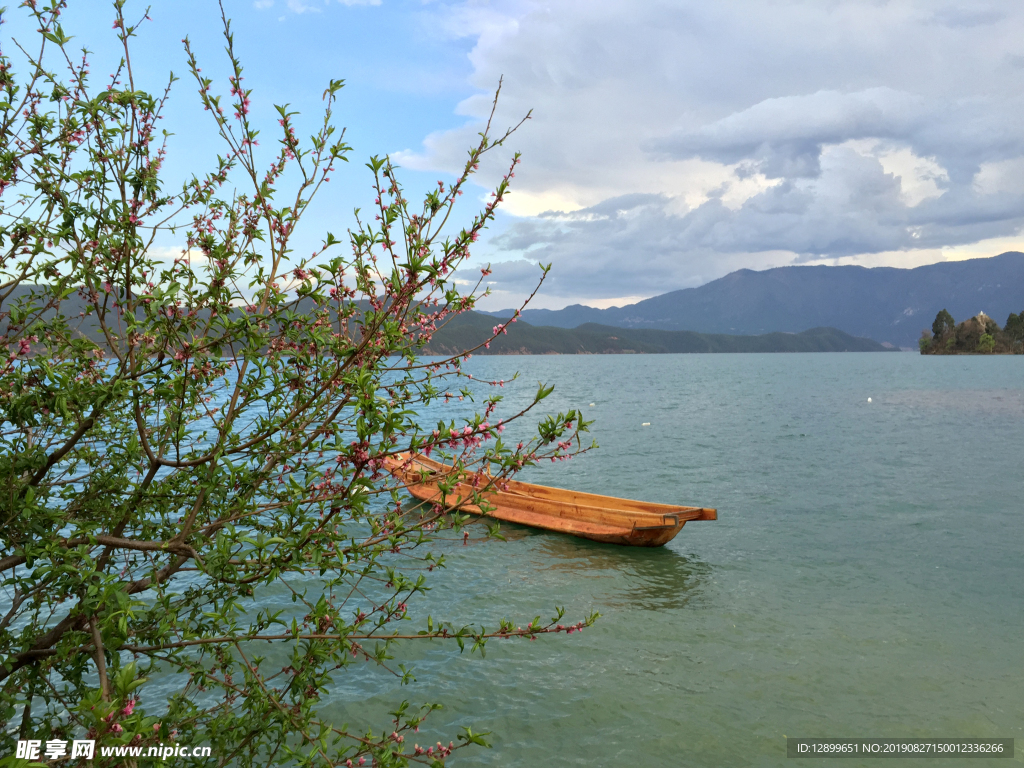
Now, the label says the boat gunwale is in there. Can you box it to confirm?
[400,479,704,530]
[387,452,711,517]
[398,479,685,539]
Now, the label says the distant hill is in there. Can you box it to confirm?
[483,252,1024,348]
[425,312,893,355]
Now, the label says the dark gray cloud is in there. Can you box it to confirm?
[930,6,1006,28]
[649,88,926,178]
[487,148,1024,298]
[652,88,1024,184]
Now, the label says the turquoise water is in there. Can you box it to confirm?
[325,353,1024,767]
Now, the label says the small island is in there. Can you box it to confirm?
[919,309,1024,354]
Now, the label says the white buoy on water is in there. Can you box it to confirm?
[867,397,872,403]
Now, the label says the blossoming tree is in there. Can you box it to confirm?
[0,3,594,765]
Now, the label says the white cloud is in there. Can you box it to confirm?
[973,157,1024,196]
[287,0,322,12]
[282,0,381,13]
[147,246,209,265]
[403,0,1024,304]
[872,145,949,207]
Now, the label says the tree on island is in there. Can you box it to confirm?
[931,308,955,340]
[920,308,955,352]
[1005,311,1024,346]
[0,4,595,766]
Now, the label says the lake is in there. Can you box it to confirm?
[323,352,1024,767]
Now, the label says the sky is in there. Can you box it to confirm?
[4,0,1024,310]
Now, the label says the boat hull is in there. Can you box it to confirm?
[384,453,716,547]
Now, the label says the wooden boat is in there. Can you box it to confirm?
[383,452,716,547]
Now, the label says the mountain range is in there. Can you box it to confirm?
[424,314,892,355]
[483,252,1024,348]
